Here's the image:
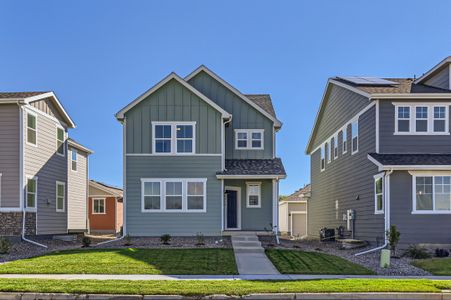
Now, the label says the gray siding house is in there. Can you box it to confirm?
[0,92,92,236]
[307,56,451,246]
[116,66,286,236]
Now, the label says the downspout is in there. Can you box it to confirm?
[221,116,232,233]
[18,103,47,248]
[355,169,393,256]
[96,117,127,246]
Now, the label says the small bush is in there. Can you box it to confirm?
[195,232,205,246]
[123,234,132,246]
[435,248,450,258]
[81,236,91,248]
[160,234,171,245]
[404,245,431,259]
[386,225,401,257]
[0,236,10,254]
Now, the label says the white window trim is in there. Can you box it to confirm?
[246,182,261,208]
[234,129,264,150]
[25,175,38,212]
[374,173,384,214]
[320,144,325,172]
[56,125,65,157]
[411,172,451,214]
[394,103,450,135]
[151,121,196,155]
[351,119,359,155]
[56,181,65,212]
[342,127,348,154]
[92,198,106,214]
[326,141,331,163]
[26,111,38,147]
[71,149,77,172]
[333,134,338,159]
[141,178,207,213]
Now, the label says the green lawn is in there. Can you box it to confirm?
[0,279,450,295]
[0,248,237,275]
[265,249,374,275]
[412,258,451,275]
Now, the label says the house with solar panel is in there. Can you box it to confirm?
[306,57,451,247]
[115,66,286,236]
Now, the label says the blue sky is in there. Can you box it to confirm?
[1,1,450,195]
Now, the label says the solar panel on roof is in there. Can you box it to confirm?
[337,76,399,86]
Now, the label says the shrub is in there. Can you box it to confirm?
[0,236,10,255]
[160,234,171,245]
[81,236,91,248]
[386,225,401,256]
[435,248,449,258]
[404,245,431,259]
[123,234,132,246]
[195,232,205,246]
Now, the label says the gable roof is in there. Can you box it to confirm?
[89,180,123,197]
[115,72,232,121]
[282,184,311,202]
[68,138,94,154]
[0,91,76,128]
[185,65,282,128]
[414,56,451,84]
[245,94,277,119]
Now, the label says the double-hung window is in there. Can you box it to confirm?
[26,176,37,211]
[246,182,261,208]
[374,174,384,214]
[434,106,447,132]
[27,112,37,146]
[351,120,358,154]
[93,198,106,214]
[333,134,338,159]
[342,128,347,154]
[413,174,451,213]
[396,106,410,133]
[56,126,65,156]
[235,129,264,150]
[320,144,325,171]
[71,149,77,171]
[141,179,206,212]
[56,181,65,212]
[326,142,331,163]
[395,104,449,134]
[153,122,195,154]
[415,106,428,132]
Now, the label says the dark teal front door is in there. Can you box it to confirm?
[226,190,238,229]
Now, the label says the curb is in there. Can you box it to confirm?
[1,293,451,300]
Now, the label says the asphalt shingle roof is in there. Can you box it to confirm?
[245,94,277,119]
[0,91,49,99]
[90,180,123,197]
[217,158,286,176]
[334,78,451,94]
[283,184,311,202]
[369,153,451,166]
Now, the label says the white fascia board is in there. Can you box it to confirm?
[371,93,451,99]
[367,154,385,172]
[25,92,76,128]
[366,155,451,171]
[216,174,287,180]
[68,140,94,154]
[414,57,451,84]
[116,72,231,121]
[185,65,282,128]
[89,181,122,197]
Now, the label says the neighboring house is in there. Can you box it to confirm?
[88,180,123,234]
[115,66,286,236]
[306,56,451,246]
[279,184,310,237]
[0,91,92,236]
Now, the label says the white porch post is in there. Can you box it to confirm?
[221,179,224,232]
[272,179,279,233]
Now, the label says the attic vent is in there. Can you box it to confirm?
[337,76,399,86]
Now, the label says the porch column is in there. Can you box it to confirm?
[272,179,279,233]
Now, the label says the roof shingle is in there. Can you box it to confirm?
[245,94,277,119]
[217,158,286,176]
[369,153,451,166]
[334,78,451,94]
[0,91,49,99]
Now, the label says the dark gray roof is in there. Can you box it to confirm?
[245,94,277,119]
[333,78,450,94]
[283,184,311,202]
[217,158,286,176]
[369,153,451,166]
[0,91,49,99]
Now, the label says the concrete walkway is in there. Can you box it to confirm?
[231,232,280,275]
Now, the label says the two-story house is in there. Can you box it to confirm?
[306,57,451,246]
[115,66,286,236]
[0,92,92,236]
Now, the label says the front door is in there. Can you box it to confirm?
[226,190,239,230]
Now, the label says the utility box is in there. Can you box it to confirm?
[380,249,391,268]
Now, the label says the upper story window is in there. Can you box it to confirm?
[374,174,384,214]
[413,174,451,214]
[320,144,325,171]
[246,182,261,208]
[71,149,77,171]
[351,120,358,154]
[326,141,331,163]
[152,122,195,155]
[26,112,37,146]
[56,127,65,156]
[333,134,338,159]
[342,128,347,154]
[26,176,37,211]
[394,104,449,135]
[235,129,264,150]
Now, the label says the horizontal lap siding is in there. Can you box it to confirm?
[126,156,222,236]
[0,105,20,208]
[391,171,451,244]
[188,71,274,159]
[68,147,88,231]
[379,100,451,153]
[309,106,384,243]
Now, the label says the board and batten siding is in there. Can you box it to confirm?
[390,171,451,245]
[30,98,66,124]
[0,104,20,208]
[125,79,222,154]
[23,107,68,235]
[67,146,88,231]
[379,100,451,153]
[187,71,274,159]
[126,156,222,236]
[424,66,450,90]
[309,106,383,243]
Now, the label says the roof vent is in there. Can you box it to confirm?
[337,76,399,86]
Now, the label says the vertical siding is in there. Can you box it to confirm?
[126,79,222,154]
[379,100,451,153]
[188,71,274,159]
[424,66,450,90]
[67,147,88,231]
[24,108,68,235]
[309,106,384,243]
[0,105,20,208]
[278,204,289,232]
[30,98,66,124]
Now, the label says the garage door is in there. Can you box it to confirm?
[291,212,307,237]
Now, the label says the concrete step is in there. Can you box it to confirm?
[232,240,262,248]
[233,246,265,254]
[231,236,259,242]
